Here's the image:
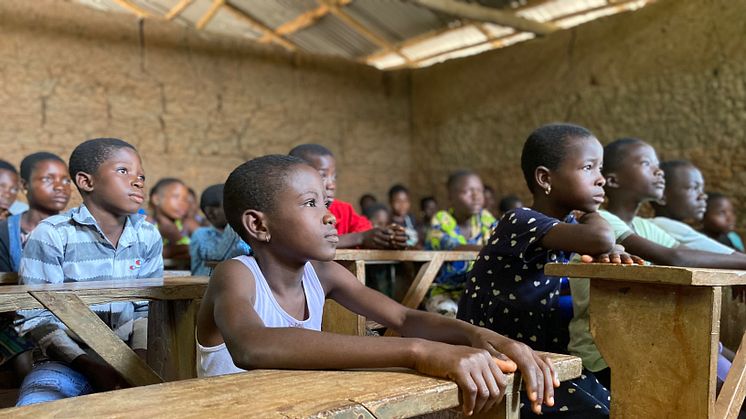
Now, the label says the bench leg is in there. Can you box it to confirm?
[322,260,366,336]
[147,299,199,381]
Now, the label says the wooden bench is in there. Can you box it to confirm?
[0,277,209,385]
[1,353,581,418]
[545,263,746,419]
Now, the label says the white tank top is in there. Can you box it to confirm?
[196,255,325,377]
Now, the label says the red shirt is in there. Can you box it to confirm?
[329,200,372,235]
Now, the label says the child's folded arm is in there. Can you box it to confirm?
[541,212,615,255]
[622,234,746,269]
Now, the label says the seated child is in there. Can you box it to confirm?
[15,138,163,405]
[0,152,72,385]
[183,186,209,236]
[196,155,560,416]
[459,123,639,418]
[190,184,250,276]
[483,185,498,216]
[363,203,390,229]
[498,194,523,217]
[289,144,407,249]
[388,184,419,247]
[702,192,745,252]
[569,138,746,390]
[0,160,20,221]
[419,196,438,244]
[149,177,191,260]
[425,171,495,317]
[358,193,377,215]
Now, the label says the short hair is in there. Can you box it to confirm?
[420,196,436,210]
[521,123,594,192]
[69,138,136,189]
[20,152,65,182]
[388,184,409,200]
[224,155,308,241]
[363,203,389,220]
[706,192,729,206]
[602,137,646,175]
[484,185,495,194]
[0,160,17,176]
[150,178,185,200]
[447,170,478,191]
[200,184,224,211]
[288,144,333,163]
[499,195,522,213]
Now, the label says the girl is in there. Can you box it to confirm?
[149,178,191,260]
[458,123,640,418]
[388,184,420,247]
[196,155,560,416]
[702,192,745,252]
[425,171,496,317]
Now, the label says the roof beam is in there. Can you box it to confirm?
[413,0,558,35]
[111,0,152,18]
[164,0,194,20]
[222,2,297,52]
[257,0,351,43]
[195,0,224,29]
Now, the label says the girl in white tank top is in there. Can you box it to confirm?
[197,255,325,377]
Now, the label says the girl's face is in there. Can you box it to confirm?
[703,197,736,234]
[422,200,438,220]
[0,169,19,211]
[390,191,410,217]
[548,136,606,213]
[156,182,190,220]
[25,160,72,214]
[449,175,484,217]
[265,165,338,262]
[608,142,665,202]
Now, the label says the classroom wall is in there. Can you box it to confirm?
[0,0,412,208]
[411,0,746,219]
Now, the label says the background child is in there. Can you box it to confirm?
[196,155,559,416]
[460,123,637,418]
[425,170,495,317]
[362,203,390,229]
[15,138,163,405]
[358,193,377,215]
[149,177,191,260]
[183,186,209,236]
[388,184,419,247]
[483,185,498,216]
[289,144,407,250]
[190,184,250,276]
[0,160,20,221]
[702,192,745,252]
[498,194,523,217]
[419,196,438,245]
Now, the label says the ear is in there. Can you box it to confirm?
[20,179,29,195]
[151,192,162,207]
[75,172,95,194]
[241,209,270,243]
[534,166,551,193]
[604,173,620,190]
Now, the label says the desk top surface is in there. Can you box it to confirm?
[546,263,746,286]
[2,353,580,418]
[333,249,479,262]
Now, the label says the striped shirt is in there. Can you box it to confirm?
[17,204,163,341]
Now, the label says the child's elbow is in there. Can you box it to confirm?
[586,226,616,254]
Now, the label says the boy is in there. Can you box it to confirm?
[190,184,250,276]
[388,184,419,247]
[15,138,163,405]
[0,160,20,220]
[289,144,408,249]
[703,192,745,252]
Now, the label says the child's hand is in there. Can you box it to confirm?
[71,354,129,392]
[467,329,557,415]
[413,340,507,416]
[383,224,408,249]
[580,244,645,265]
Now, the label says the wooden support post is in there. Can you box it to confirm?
[322,260,366,336]
[715,332,746,418]
[147,299,200,381]
[30,291,163,387]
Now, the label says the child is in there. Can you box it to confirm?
[183,186,209,236]
[425,171,495,317]
[362,203,390,229]
[0,152,72,386]
[358,193,377,215]
[419,196,438,245]
[459,123,637,418]
[190,184,250,276]
[289,144,407,250]
[149,177,191,260]
[0,160,20,221]
[702,193,745,252]
[196,155,559,416]
[484,185,498,216]
[498,194,523,217]
[388,184,419,247]
[569,138,746,390]
[15,138,163,405]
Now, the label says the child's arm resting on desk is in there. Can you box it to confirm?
[316,261,557,415]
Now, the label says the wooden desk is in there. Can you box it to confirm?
[545,263,746,419]
[0,277,208,385]
[1,353,582,418]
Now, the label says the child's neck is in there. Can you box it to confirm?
[21,206,59,232]
[253,251,305,295]
[85,201,128,247]
[530,195,570,220]
[605,192,645,223]
[452,208,472,227]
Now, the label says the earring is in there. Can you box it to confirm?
[265,235,270,243]
[545,185,551,196]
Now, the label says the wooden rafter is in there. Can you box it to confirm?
[257,0,351,43]
[111,0,152,18]
[164,0,194,20]
[195,0,224,30]
[413,0,558,35]
[223,2,297,52]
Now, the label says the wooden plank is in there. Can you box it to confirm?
[0,277,208,312]
[147,299,200,381]
[111,0,152,18]
[545,262,746,286]
[164,0,193,20]
[257,3,338,42]
[322,260,366,336]
[2,353,581,418]
[413,0,558,35]
[588,281,720,418]
[30,291,163,387]
[400,253,446,309]
[335,249,478,262]
[0,272,17,285]
[223,2,297,51]
[714,332,746,418]
[195,0,224,30]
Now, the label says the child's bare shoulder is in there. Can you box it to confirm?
[207,258,257,303]
[309,260,359,293]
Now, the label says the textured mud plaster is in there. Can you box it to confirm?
[411,0,746,229]
[0,0,412,207]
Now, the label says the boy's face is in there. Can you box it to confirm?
[449,175,484,217]
[204,204,227,229]
[547,136,606,213]
[304,154,336,201]
[483,188,496,213]
[155,183,190,220]
[87,147,145,216]
[0,169,19,211]
[26,160,72,214]
[661,165,707,222]
[390,191,410,217]
[268,164,338,262]
[423,200,438,220]
[704,197,736,234]
[606,142,665,201]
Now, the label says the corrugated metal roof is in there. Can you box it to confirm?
[288,14,379,57]
[230,0,318,29]
[343,1,450,44]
